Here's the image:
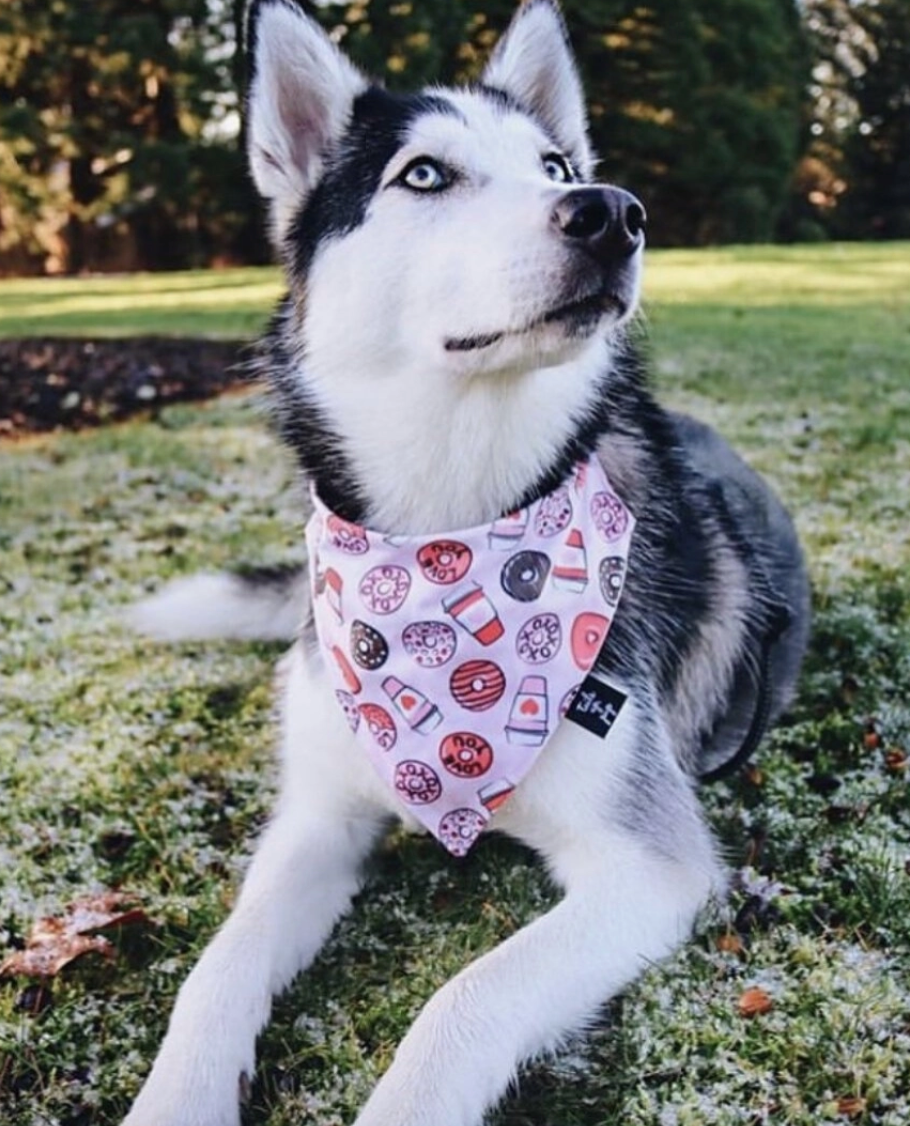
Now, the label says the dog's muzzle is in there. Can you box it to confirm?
[551,186,646,262]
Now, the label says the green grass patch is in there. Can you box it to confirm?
[0,267,283,338]
[1,243,909,1125]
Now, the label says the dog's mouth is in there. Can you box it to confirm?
[443,289,628,354]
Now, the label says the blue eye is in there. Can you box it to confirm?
[543,154,573,183]
[399,158,449,192]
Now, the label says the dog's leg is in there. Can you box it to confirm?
[122,807,378,1126]
[353,775,720,1126]
[123,649,385,1126]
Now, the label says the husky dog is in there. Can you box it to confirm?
[124,1,810,1123]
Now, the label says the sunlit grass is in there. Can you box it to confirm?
[1,243,908,337]
[1,244,909,1125]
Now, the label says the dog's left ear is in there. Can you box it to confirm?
[483,0,593,177]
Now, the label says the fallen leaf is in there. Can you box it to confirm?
[0,891,150,979]
[836,1095,867,1118]
[737,986,773,1016]
[884,747,907,773]
[716,933,746,956]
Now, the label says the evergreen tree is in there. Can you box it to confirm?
[0,0,261,273]
[309,0,809,246]
[841,0,910,238]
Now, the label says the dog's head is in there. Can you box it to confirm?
[246,0,644,381]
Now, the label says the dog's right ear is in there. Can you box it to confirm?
[245,0,366,240]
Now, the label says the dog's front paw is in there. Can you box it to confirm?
[121,1064,247,1126]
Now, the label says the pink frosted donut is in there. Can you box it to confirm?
[416,540,472,585]
[359,703,397,751]
[570,612,609,670]
[516,612,562,664]
[401,620,457,667]
[438,808,486,857]
[326,514,369,554]
[394,760,442,804]
[590,489,629,543]
[534,485,573,536]
[358,564,411,614]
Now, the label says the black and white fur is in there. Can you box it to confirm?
[124,2,810,1123]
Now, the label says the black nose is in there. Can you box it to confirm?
[551,186,646,258]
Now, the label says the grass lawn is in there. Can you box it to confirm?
[1,243,909,1125]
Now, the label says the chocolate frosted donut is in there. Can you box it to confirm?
[599,556,625,605]
[350,619,389,670]
[394,760,443,804]
[450,659,506,712]
[438,808,486,857]
[401,620,457,668]
[417,540,472,585]
[534,485,573,537]
[500,549,551,602]
[358,564,411,614]
[439,731,493,778]
[359,703,397,750]
[516,612,562,664]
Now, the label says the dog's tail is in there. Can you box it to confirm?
[129,564,307,642]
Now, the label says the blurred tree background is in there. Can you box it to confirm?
[0,0,906,274]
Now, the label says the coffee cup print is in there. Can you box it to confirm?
[325,568,344,623]
[442,582,505,646]
[478,778,515,814]
[382,675,443,734]
[505,675,549,746]
[551,528,589,593]
[488,508,528,550]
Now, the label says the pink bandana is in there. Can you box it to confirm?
[306,457,635,856]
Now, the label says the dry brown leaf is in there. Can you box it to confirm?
[0,891,150,979]
[716,933,746,956]
[836,1095,867,1118]
[737,986,773,1017]
[884,747,907,773]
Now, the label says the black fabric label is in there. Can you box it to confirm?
[565,676,627,739]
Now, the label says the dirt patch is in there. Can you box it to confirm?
[0,337,250,438]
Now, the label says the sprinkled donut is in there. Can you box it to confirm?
[350,619,389,670]
[599,556,625,605]
[335,690,361,732]
[590,489,630,543]
[359,703,397,751]
[500,550,551,602]
[516,612,562,664]
[358,564,411,614]
[438,808,486,857]
[439,732,493,779]
[394,760,442,804]
[401,620,457,668]
[534,485,573,536]
[417,540,472,585]
[327,514,369,555]
[559,684,581,718]
[449,659,506,712]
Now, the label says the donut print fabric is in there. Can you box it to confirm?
[306,455,635,855]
